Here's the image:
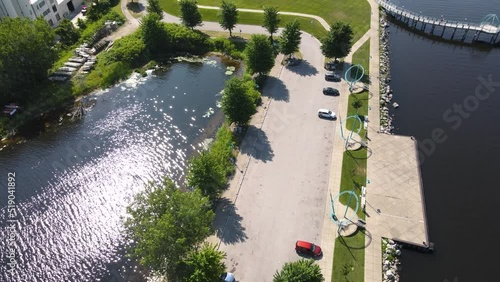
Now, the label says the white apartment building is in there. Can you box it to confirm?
[0,0,84,27]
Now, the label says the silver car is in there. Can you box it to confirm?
[318,109,336,120]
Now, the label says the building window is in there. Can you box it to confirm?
[42,8,50,16]
[39,1,46,9]
[56,13,60,21]
[48,19,54,26]
[52,4,57,12]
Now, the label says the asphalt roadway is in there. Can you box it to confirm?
[215,34,342,281]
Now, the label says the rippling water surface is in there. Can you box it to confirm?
[0,57,238,281]
[386,0,500,281]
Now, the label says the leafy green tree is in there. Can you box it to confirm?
[181,243,226,282]
[147,0,164,19]
[242,77,261,105]
[86,0,111,22]
[320,21,353,61]
[273,259,324,282]
[0,18,57,103]
[263,6,280,43]
[218,0,238,37]
[124,178,214,280]
[187,151,226,202]
[179,0,202,29]
[245,34,275,76]
[278,20,301,58]
[221,77,256,125]
[140,13,167,54]
[55,18,80,47]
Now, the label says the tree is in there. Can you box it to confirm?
[263,6,280,43]
[140,13,167,54]
[245,34,275,76]
[147,0,164,19]
[278,20,301,58]
[218,0,238,37]
[187,151,226,202]
[76,18,87,29]
[273,259,324,282]
[124,178,214,281]
[86,0,111,22]
[179,0,202,29]
[56,18,80,47]
[352,100,363,111]
[221,77,256,125]
[181,243,226,282]
[320,21,353,61]
[0,18,57,103]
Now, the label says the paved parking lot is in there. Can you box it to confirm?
[215,34,342,281]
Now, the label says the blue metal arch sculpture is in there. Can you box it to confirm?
[344,64,365,92]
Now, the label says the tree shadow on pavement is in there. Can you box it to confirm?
[262,77,289,102]
[338,229,372,250]
[126,2,145,13]
[213,198,248,245]
[285,59,319,77]
[240,125,274,162]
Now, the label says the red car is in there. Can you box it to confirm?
[295,240,322,257]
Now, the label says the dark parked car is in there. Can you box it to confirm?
[285,57,300,66]
[295,240,323,257]
[220,272,235,282]
[323,87,339,96]
[325,71,341,82]
[324,62,336,70]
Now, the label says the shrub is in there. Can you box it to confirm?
[165,23,210,54]
[209,37,245,59]
[210,126,235,176]
[99,61,132,87]
[77,18,87,29]
[100,33,147,67]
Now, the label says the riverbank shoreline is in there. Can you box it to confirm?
[0,44,245,149]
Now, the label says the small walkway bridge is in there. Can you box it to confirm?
[378,0,500,45]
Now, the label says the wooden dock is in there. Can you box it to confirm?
[378,0,500,44]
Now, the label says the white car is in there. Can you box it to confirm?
[318,109,336,120]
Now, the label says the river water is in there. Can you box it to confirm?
[0,56,238,281]
[386,0,500,281]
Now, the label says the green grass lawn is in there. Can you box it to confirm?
[159,0,368,40]
[351,40,370,76]
[332,230,366,282]
[346,90,369,139]
[338,148,367,219]
[332,148,367,282]
[111,0,125,19]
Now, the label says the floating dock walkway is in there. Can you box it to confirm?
[378,0,500,44]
